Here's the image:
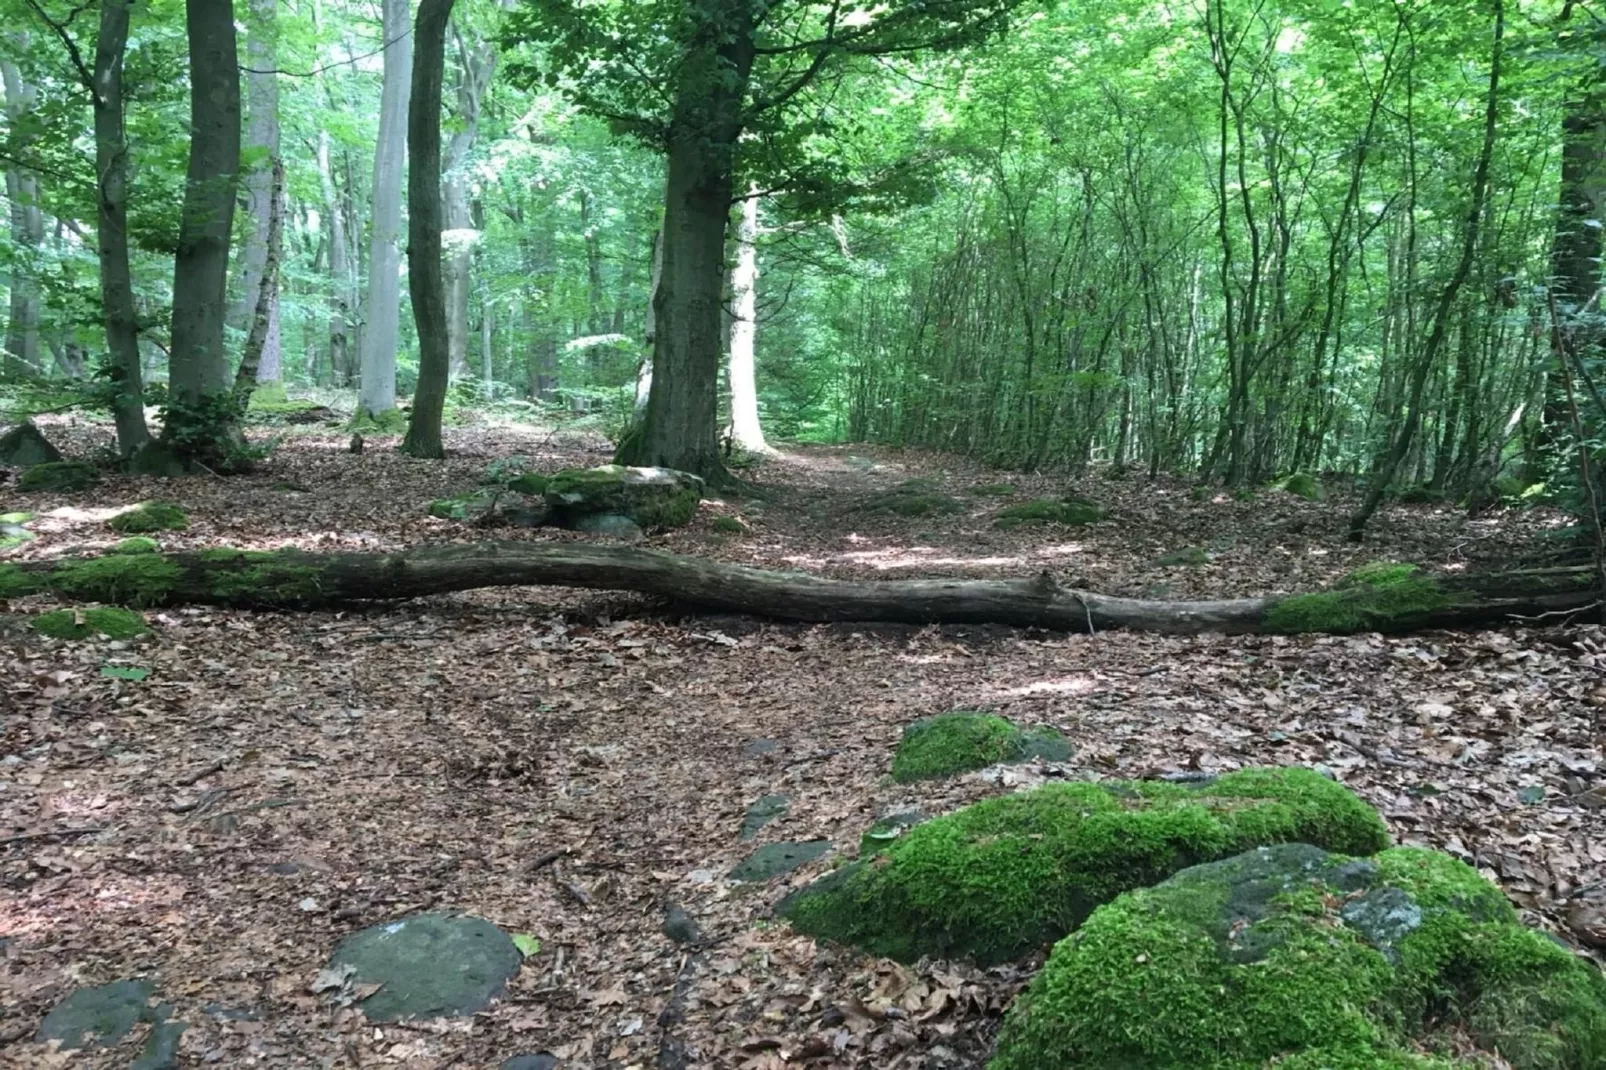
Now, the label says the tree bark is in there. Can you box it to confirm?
[233,160,285,402]
[227,0,281,397]
[317,126,354,385]
[165,0,243,463]
[357,0,413,420]
[401,0,455,459]
[92,0,150,457]
[442,22,493,380]
[6,544,1595,635]
[1,51,43,378]
[727,187,771,454]
[614,0,756,485]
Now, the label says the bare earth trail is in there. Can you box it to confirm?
[2,423,1603,1068]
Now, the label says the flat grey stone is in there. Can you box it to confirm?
[501,1056,559,1070]
[739,794,790,841]
[662,902,703,946]
[36,978,154,1049]
[327,913,522,1021]
[740,739,778,759]
[730,840,831,882]
[131,1013,185,1070]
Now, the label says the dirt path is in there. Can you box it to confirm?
[2,425,1602,1068]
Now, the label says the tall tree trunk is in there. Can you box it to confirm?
[2,53,43,378]
[318,127,354,386]
[636,228,662,414]
[234,161,285,402]
[727,188,771,454]
[165,0,243,465]
[357,0,413,420]
[401,0,455,459]
[442,22,493,380]
[92,0,150,457]
[614,1,756,484]
[1348,0,1503,540]
[227,0,281,397]
[480,297,493,395]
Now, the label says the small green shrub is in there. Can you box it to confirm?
[33,607,150,640]
[112,537,160,555]
[1273,472,1325,500]
[17,461,100,492]
[712,515,747,534]
[890,711,1073,783]
[106,500,189,534]
[781,767,1389,966]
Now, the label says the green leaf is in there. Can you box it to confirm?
[101,665,151,681]
[512,933,543,957]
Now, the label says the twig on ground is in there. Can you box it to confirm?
[174,758,226,787]
[528,848,568,874]
[0,826,105,847]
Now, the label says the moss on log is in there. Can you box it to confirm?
[0,544,1596,635]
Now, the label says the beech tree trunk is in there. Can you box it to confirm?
[401,0,455,459]
[442,23,493,380]
[228,0,281,395]
[6,544,1595,635]
[318,126,354,385]
[728,188,771,454]
[166,0,243,462]
[357,0,413,420]
[233,161,285,402]
[92,0,150,457]
[1,51,43,378]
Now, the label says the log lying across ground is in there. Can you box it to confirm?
[0,543,1599,635]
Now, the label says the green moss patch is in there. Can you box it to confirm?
[349,408,408,434]
[428,490,502,523]
[781,767,1390,966]
[107,500,189,534]
[17,460,100,492]
[971,482,1018,497]
[33,607,150,640]
[995,496,1104,529]
[1264,562,1454,635]
[990,843,1606,1070]
[1272,472,1325,500]
[860,479,964,518]
[891,711,1074,783]
[546,465,704,533]
[712,515,747,535]
[112,537,160,555]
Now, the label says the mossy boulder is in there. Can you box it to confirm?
[860,479,964,518]
[1264,562,1454,635]
[891,711,1074,783]
[106,501,189,534]
[990,843,1606,1070]
[33,607,150,640]
[545,465,703,533]
[1272,472,1325,500]
[112,537,160,555]
[780,767,1390,966]
[995,496,1104,529]
[17,460,99,492]
[0,420,64,468]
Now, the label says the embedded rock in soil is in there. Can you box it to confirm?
[731,840,832,882]
[501,1056,559,1070]
[545,465,703,533]
[36,977,156,1048]
[662,902,703,946]
[740,794,790,841]
[990,843,1606,1070]
[780,766,1389,966]
[0,420,63,468]
[570,512,644,539]
[858,478,964,518]
[326,913,522,1021]
[17,459,99,492]
[860,808,928,855]
[890,710,1074,783]
[740,738,779,759]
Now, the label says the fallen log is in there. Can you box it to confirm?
[0,544,1598,635]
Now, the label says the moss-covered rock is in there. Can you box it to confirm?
[990,843,1606,1070]
[545,465,703,533]
[428,489,503,523]
[971,482,1018,497]
[33,607,150,640]
[781,767,1390,966]
[859,479,964,518]
[112,537,160,555]
[890,711,1074,783]
[507,472,549,496]
[1272,472,1325,500]
[17,460,100,492]
[995,496,1104,529]
[1154,546,1210,567]
[1264,562,1455,635]
[0,420,64,468]
[106,500,189,534]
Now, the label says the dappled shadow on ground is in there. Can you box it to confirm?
[1,422,1600,1067]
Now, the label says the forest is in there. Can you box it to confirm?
[2,0,1605,1068]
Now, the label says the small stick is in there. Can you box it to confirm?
[554,874,592,908]
[0,826,105,848]
[528,848,568,874]
[174,758,226,787]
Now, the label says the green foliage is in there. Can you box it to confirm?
[1264,563,1454,635]
[17,461,100,492]
[971,482,1018,497]
[712,515,747,534]
[158,393,253,472]
[32,607,150,641]
[990,845,1606,1070]
[106,501,189,534]
[781,767,1389,965]
[995,497,1105,529]
[890,711,1073,783]
[1272,473,1325,501]
[112,538,161,555]
[349,408,409,434]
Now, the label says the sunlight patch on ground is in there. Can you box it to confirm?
[989,674,1100,699]
[1028,543,1088,558]
[833,547,1026,570]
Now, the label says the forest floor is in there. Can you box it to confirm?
[2,417,1604,1069]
